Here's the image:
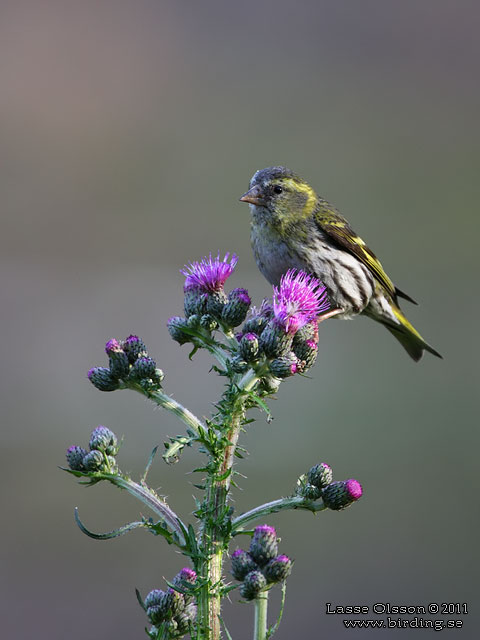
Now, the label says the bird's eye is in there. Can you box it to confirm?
[273,185,283,194]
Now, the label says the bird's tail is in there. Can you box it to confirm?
[383,305,442,362]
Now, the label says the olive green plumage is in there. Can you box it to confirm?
[240,166,441,362]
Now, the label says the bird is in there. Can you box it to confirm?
[240,166,441,362]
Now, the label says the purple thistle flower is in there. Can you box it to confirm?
[248,299,273,322]
[232,289,250,305]
[322,478,363,510]
[345,478,363,500]
[123,335,147,363]
[249,525,278,566]
[181,252,238,293]
[254,524,276,537]
[105,338,122,355]
[272,270,330,334]
[173,567,197,587]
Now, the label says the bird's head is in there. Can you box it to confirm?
[240,166,317,225]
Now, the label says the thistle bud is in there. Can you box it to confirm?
[87,367,119,392]
[176,602,197,634]
[240,570,267,600]
[205,290,227,318]
[292,338,318,372]
[164,588,185,617]
[164,619,178,635]
[83,449,104,472]
[259,321,293,358]
[184,602,197,621]
[292,321,318,345]
[109,351,130,379]
[123,335,148,364]
[231,549,258,581]
[263,555,293,583]
[187,314,200,328]
[105,339,130,379]
[184,286,207,318]
[66,445,87,471]
[130,356,158,382]
[242,301,273,335]
[295,473,321,499]
[172,567,197,588]
[200,314,218,332]
[89,425,118,455]
[269,353,298,378]
[144,589,165,609]
[146,606,164,626]
[301,483,322,500]
[307,463,333,489]
[322,479,363,510]
[242,316,266,336]
[230,355,249,373]
[221,288,251,327]
[167,317,190,345]
[104,338,121,355]
[239,333,259,362]
[249,525,278,566]
[145,589,169,624]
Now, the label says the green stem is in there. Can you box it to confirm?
[197,395,247,639]
[139,387,207,436]
[110,475,187,545]
[254,593,269,640]
[232,496,327,533]
[237,367,261,391]
[203,341,231,369]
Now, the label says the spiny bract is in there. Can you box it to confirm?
[240,166,441,362]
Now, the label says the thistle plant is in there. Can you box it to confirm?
[63,253,362,640]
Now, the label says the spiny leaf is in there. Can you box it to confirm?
[163,434,195,464]
[136,588,147,611]
[188,344,200,360]
[245,391,272,418]
[141,445,158,484]
[144,519,176,544]
[216,468,232,482]
[74,507,146,540]
[221,583,239,596]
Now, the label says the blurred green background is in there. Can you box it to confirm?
[1,1,478,638]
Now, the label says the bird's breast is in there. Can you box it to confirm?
[250,221,307,287]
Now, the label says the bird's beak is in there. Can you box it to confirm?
[239,185,264,206]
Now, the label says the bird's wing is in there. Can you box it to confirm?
[314,207,397,299]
